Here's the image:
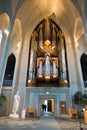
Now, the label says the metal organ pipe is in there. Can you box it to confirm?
[45,53,50,81]
[44,17,51,46]
[52,59,58,79]
[37,59,43,78]
[52,25,56,50]
[28,33,36,81]
[39,25,43,50]
[60,33,67,80]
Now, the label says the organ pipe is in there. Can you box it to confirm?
[28,33,37,81]
[45,53,50,81]
[44,17,51,46]
[60,33,67,80]
[52,25,56,50]
[52,59,58,78]
[37,59,43,78]
[39,25,43,50]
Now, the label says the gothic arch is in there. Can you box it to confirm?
[80,53,87,87]
[10,18,22,51]
[3,54,16,86]
[0,13,10,30]
[0,13,10,59]
[74,17,84,42]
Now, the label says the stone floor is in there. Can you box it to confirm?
[0,116,87,130]
[0,117,39,130]
[56,117,87,130]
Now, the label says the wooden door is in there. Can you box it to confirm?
[60,100,66,114]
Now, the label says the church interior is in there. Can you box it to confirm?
[0,0,87,117]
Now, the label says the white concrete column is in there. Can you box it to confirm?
[0,32,6,59]
[0,21,14,94]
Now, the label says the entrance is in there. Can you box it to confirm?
[41,98,54,114]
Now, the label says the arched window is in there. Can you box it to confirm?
[3,54,16,86]
[0,30,3,46]
[80,53,87,87]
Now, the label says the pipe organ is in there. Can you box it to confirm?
[37,55,58,81]
[27,16,68,86]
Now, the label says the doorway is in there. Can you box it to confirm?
[41,98,54,114]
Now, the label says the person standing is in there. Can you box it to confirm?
[44,104,47,112]
[42,104,45,112]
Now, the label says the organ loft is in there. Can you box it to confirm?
[27,17,69,87]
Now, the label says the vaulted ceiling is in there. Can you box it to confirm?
[15,0,81,34]
[0,0,86,42]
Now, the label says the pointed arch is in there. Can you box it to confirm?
[0,13,10,58]
[3,54,16,86]
[80,53,87,87]
[0,13,10,30]
[10,18,22,51]
[74,17,84,42]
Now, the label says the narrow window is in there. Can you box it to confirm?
[80,53,87,87]
[3,54,16,86]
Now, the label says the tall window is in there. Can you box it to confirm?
[0,30,3,46]
[80,53,87,87]
[3,54,16,86]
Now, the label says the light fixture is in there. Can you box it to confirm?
[46,91,50,94]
